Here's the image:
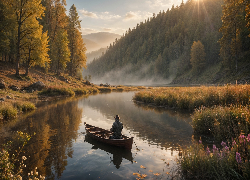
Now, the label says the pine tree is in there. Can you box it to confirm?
[0,1,12,60]
[219,0,246,71]
[67,4,87,76]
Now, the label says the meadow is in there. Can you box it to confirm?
[133,84,250,179]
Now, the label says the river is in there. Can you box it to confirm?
[1,92,193,179]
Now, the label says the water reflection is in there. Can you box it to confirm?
[0,92,193,179]
[0,98,83,179]
[84,134,133,169]
[78,92,193,150]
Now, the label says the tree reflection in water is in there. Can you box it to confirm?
[1,98,83,179]
[84,134,133,169]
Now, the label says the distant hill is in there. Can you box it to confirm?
[86,48,107,64]
[82,38,99,53]
[83,32,121,53]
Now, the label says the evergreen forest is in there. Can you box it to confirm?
[0,0,87,77]
[86,0,250,85]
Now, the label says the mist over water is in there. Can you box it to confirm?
[83,62,177,86]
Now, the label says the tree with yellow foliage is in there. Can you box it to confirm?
[4,0,45,76]
[21,17,50,75]
[190,41,206,74]
[50,29,70,75]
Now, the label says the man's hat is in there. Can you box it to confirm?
[115,115,120,119]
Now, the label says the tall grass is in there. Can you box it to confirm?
[133,85,250,111]
[14,102,36,112]
[181,134,250,179]
[0,131,45,179]
[74,87,99,95]
[38,87,75,97]
[0,105,17,120]
[0,102,36,121]
[192,105,250,141]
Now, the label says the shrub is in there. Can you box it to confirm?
[38,87,75,97]
[14,102,36,112]
[97,87,112,93]
[74,88,88,95]
[0,106,17,120]
[192,105,250,141]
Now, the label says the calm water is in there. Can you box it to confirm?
[1,92,193,179]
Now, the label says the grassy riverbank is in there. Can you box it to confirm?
[0,63,142,121]
[133,85,250,111]
[133,84,250,139]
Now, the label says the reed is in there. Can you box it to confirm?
[133,85,250,111]
[181,134,250,179]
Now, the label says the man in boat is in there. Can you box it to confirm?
[110,115,123,139]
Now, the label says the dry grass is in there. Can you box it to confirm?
[133,85,250,111]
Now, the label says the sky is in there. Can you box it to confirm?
[66,0,186,35]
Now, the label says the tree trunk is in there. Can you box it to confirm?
[16,8,22,77]
[25,49,31,76]
[57,50,60,75]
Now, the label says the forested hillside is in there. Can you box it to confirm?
[86,48,107,64]
[86,0,250,85]
[0,0,87,78]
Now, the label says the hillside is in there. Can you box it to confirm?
[85,0,250,85]
[82,38,100,53]
[83,32,121,53]
[86,48,107,64]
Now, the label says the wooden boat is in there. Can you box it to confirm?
[84,122,133,150]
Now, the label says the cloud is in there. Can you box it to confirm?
[79,9,98,18]
[103,28,112,31]
[79,9,121,20]
[146,0,175,9]
[124,11,152,21]
[81,28,98,35]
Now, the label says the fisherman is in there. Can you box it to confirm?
[110,115,123,139]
